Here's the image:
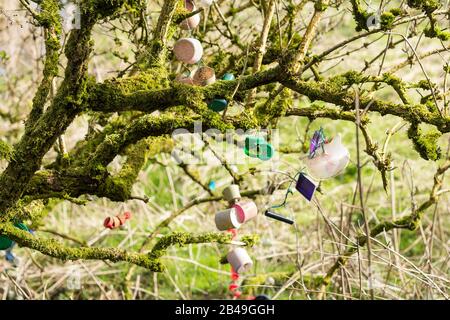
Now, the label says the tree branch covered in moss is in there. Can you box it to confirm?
[1,0,450,285]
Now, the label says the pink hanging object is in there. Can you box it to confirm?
[227,248,253,273]
[215,208,241,231]
[180,0,201,30]
[304,134,350,180]
[232,201,258,223]
[104,211,132,229]
[173,38,203,64]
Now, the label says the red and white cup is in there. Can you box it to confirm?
[215,208,241,231]
[227,248,253,273]
[180,0,201,30]
[232,201,258,223]
[173,38,203,64]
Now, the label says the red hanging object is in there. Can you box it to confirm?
[104,211,132,229]
[228,283,239,291]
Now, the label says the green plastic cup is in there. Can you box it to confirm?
[244,136,265,158]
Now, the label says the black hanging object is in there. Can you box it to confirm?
[264,210,294,225]
[254,294,271,300]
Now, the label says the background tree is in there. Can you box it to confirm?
[0,0,449,299]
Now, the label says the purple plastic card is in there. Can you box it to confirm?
[295,173,316,201]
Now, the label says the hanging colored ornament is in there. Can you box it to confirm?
[207,73,235,112]
[222,184,241,205]
[103,211,132,229]
[304,129,350,180]
[180,0,201,30]
[193,66,216,86]
[232,201,257,223]
[227,247,253,274]
[173,38,203,64]
[208,180,216,191]
[244,136,274,161]
[295,173,317,201]
[215,208,241,231]
[0,222,29,250]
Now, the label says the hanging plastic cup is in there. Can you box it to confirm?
[244,136,274,160]
[193,66,216,86]
[304,134,349,180]
[227,248,253,273]
[180,0,201,30]
[173,38,203,64]
[215,208,241,231]
[232,201,258,223]
[222,184,241,204]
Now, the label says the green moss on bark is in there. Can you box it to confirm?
[407,123,442,161]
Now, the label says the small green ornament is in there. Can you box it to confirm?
[0,222,29,250]
[221,73,235,81]
[208,98,228,112]
[244,136,274,160]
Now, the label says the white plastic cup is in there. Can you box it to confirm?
[222,184,241,204]
[173,38,203,64]
[215,208,241,231]
[227,248,253,273]
[180,0,201,30]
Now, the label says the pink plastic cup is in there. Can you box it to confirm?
[227,248,253,273]
[232,201,258,223]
